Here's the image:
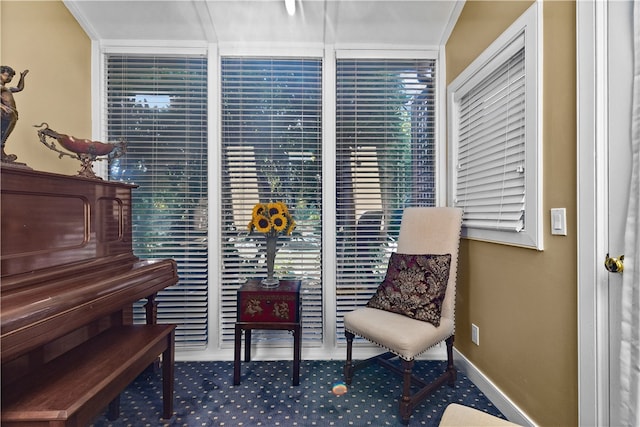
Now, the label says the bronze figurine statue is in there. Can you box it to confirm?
[1,66,29,163]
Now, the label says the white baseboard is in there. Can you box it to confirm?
[453,348,537,427]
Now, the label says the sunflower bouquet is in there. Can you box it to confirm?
[248,201,296,237]
[248,201,295,286]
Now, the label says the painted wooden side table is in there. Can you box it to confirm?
[233,279,302,386]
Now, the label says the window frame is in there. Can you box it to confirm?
[447,3,543,250]
[95,42,447,359]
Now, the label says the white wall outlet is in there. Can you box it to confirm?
[471,323,480,346]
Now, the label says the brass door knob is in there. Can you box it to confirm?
[605,253,624,273]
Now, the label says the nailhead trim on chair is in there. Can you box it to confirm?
[344,327,454,362]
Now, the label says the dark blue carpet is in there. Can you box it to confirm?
[90,360,505,426]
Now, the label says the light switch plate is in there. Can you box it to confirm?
[551,208,567,236]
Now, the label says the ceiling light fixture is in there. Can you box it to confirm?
[285,0,296,16]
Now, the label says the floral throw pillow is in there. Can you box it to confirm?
[366,252,452,327]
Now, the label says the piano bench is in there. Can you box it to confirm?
[1,324,175,427]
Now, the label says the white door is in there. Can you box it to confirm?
[607,1,634,425]
[577,1,635,425]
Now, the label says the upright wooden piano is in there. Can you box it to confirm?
[0,165,179,426]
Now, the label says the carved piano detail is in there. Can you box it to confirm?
[0,165,179,426]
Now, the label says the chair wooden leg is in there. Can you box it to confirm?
[399,358,414,425]
[344,330,355,385]
[446,335,456,386]
[345,332,457,424]
[399,335,457,424]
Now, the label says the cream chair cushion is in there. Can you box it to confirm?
[344,308,454,361]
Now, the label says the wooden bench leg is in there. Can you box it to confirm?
[107,395,120,421]
[162,329,175,419]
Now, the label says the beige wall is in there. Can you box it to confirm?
[1,0,91,174]
[447,1,577,426]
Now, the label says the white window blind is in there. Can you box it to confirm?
[335,58,437,341]
[220,58,323,346]
[106,55,209,349]
[455,43,526,232]
[448,3,541,250]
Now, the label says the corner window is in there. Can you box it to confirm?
[447,3,542,249]
[335,56,438,339]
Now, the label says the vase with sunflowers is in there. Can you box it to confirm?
[248,201,296,287]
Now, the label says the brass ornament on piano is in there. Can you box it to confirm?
[35,122,127,179]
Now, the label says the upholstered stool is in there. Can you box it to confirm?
[439,404,521,426]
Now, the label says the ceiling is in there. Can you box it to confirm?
[63,0,464,47]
